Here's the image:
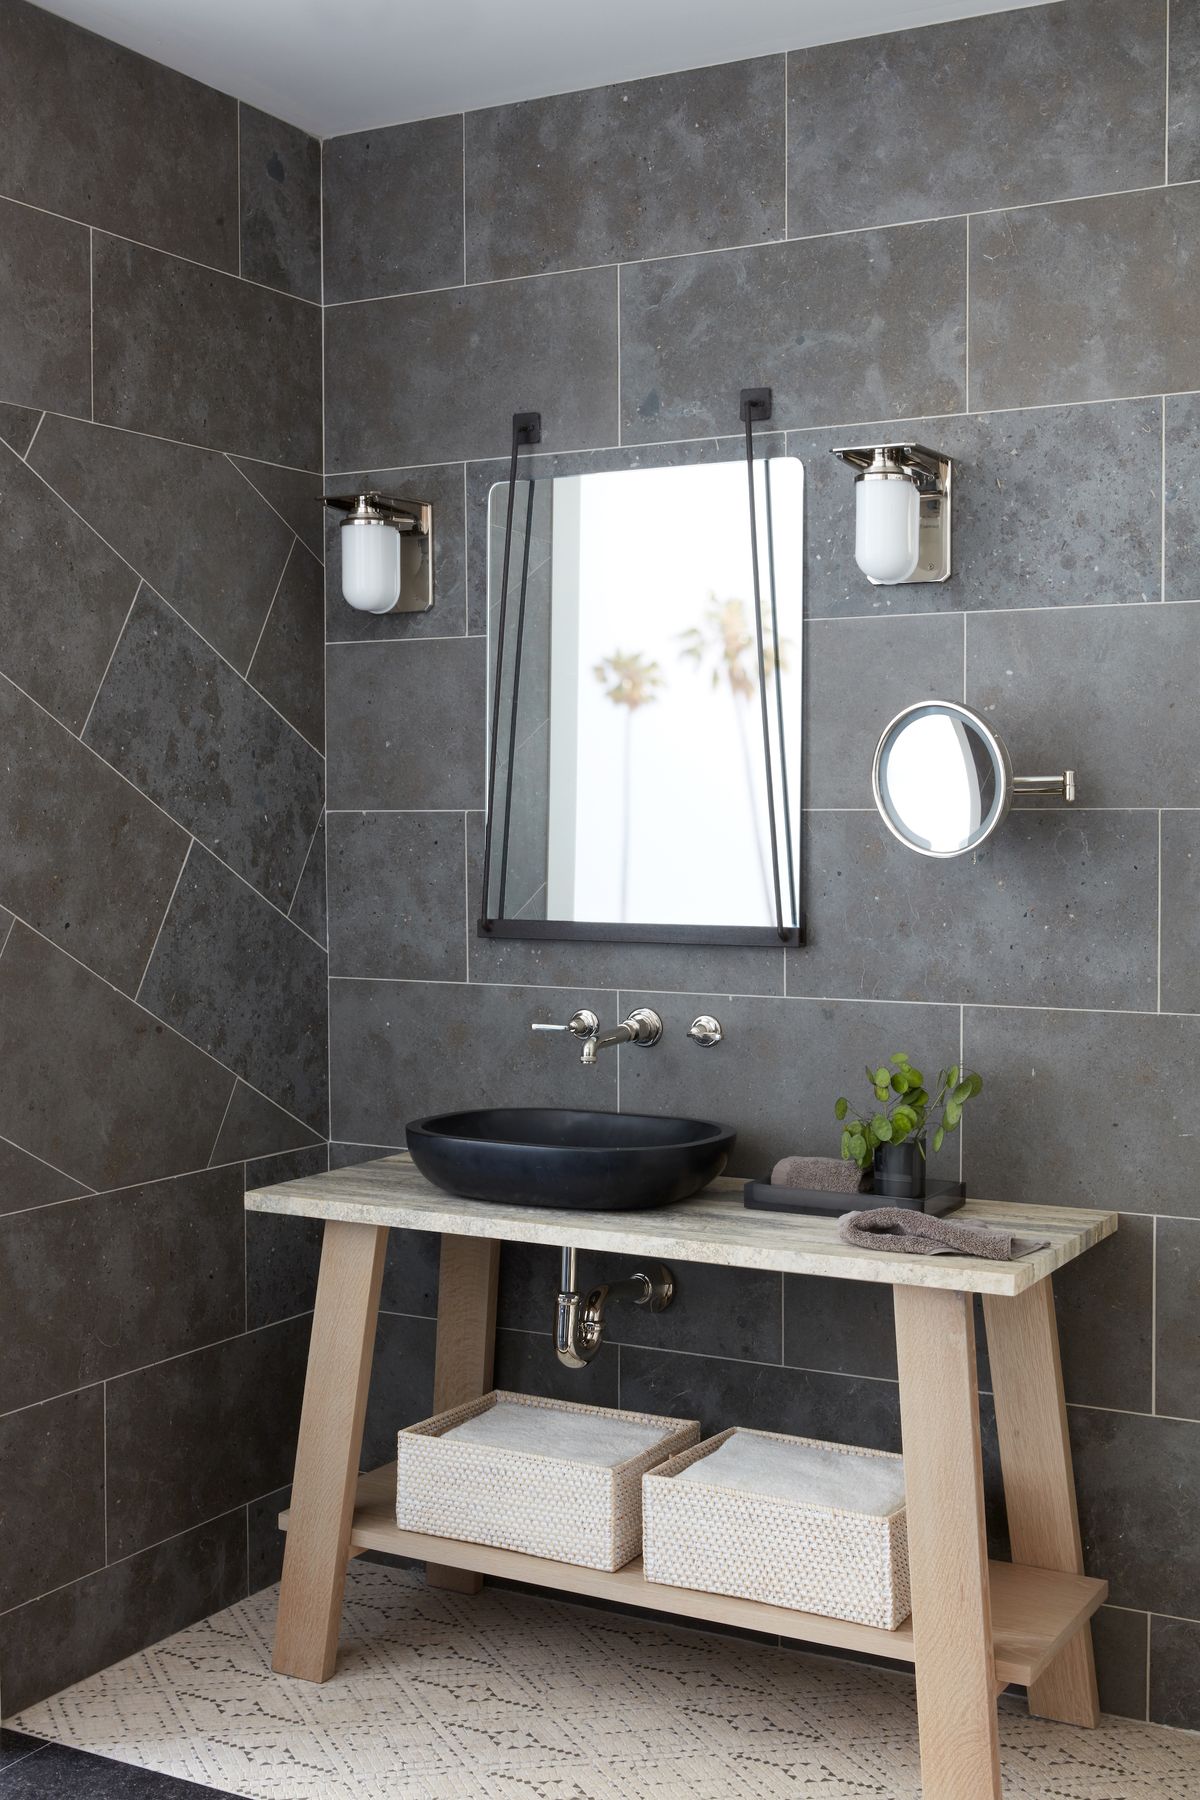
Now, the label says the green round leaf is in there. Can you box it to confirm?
[944,1098,961,1128]
[891,1052,911,1067]
[835,1096,849,1120]
[891,1071,909,1093]
[872,1116,893,1142]
[932,1125,945,1152]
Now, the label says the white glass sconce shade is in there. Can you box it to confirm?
[341,518,402,613]
[855,474,921,585]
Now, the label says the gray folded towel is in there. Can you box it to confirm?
[773,1155,868,1194]
[837,1208,1050,1261]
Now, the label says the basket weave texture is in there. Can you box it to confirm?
[396,1390,699,1572]
[642,1426,911,1630]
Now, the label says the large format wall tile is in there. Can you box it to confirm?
[210,1079,324,1165]
[328,811,466,981]
[0,197,91,415]
[325,461,466,641]
[29,413,296,673]
[465,58,785,281]
[0,1388,105,1613]
[361,1313,438,1468]
[618,992,961,1181]
[1150,1615,1200,1730]
[1070,1406,1200,1618]
[793,400,1162,620]
[246,543,324,750]
[0,1136,90,1219]
[787,0,1165,237]
[1160,811,1200,1014]
[803,613,964,809]
[1169,0,1200,183]
[0,925,233,1192]
[0,674,189,994]
[620,1347,902,1452]
[139,846,328,1131]
[798,810,1157,1011]
[105,1316,310,1558]
[0,442,138,732]
[289,815,327,947]
[966,602,1200,806]
[970,188,1200,412]
[323,116,464,305]
[0,1168,245,1413]
[619,220,965,443]
[1092,1606,1150,1722]
[326,638,485,811]
[0,0,237,269]
[1155,1217,1200,1421]
[245,1145,328,1329]
[964,1006,1200,1217]
[84,591,324,906]
[324,267,618,470]
[0,401,43,455]
[0,1511,247,1716]
[784,1276,899,1382]
[1164,392,1200,604]
[92,235,321,467]
[232,457,325,556]
[1052,1213,1154,1415]
[329,979,618,1147]
[239,104,321,302]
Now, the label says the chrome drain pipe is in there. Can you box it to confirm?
[555,1246,675,1369]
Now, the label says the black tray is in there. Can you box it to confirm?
[743,1178,966,1219]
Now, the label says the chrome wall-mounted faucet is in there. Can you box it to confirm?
[532,1006,664,1066]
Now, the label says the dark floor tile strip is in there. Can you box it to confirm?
[0,1740,245,1796]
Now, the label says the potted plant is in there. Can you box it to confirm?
[835,1055,983,1202]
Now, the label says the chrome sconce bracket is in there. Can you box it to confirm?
[830,442,952,585]
[321,489,435,614]
[555,1248,674,1369]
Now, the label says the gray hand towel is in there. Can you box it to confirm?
[772,1155,867,1194]
[838,1208,1050,1261]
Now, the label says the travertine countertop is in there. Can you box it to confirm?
[246,1153,1117,1296]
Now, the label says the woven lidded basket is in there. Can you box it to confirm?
[396,1390,699,1572]
[642,1426,911,1629]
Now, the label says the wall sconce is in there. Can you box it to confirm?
[321,491,433,614]
[830,443,952,585]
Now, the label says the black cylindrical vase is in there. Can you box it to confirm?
[873,1140,926,1202]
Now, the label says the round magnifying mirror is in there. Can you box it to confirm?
[873,701,1013,858]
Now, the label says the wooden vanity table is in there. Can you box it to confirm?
[246,1157,1116,1800]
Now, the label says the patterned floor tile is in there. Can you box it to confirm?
[9,1564,1200,1799]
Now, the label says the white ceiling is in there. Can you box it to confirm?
[39,0,1056,138]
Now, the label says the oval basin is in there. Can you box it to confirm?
[406,1107,736,1211]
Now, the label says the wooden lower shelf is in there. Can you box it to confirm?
[280,1464,1106,1690]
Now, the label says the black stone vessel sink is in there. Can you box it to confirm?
[405,1108,736,1211]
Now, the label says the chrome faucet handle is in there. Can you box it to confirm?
[531,1009,599,1040]
[687,1015,724,1047]
[621,1007,664,1047]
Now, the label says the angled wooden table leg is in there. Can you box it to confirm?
[895,1284,1002,1800]
[425,1233,501,1594]
[273,1219,387,1681]
[983,1278,1100,1727]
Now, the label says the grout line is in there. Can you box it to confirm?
[78,579,143,741]
[0,912,14,962]
[460,113,468,285]
[236,102,242,281]
[615,262,622,446]
[207,1079,240,1171]
[242,1173,249,1334]
[287,808,326,918]
[317,175,1196,314]
[0,188,323,310]
[462,811,471,979]
[3,906,323,1145]
[0,1309,315,1430]
[961,611,968,702]
[245,539,294,682]
[0,1128,95,1193]
[15,400,322,476]
[782,52,789,241]
[88,226,95,422]
[0,1149,301,1222]
[326,632,474,648]
[225,454,323,566]
[133,838,193,1004]
[1146,1609,1153,1721]
[20,408,46,460]
[1152,1213,1159,1416]
[1165,0,1172,185]
[102,1382,108,1563]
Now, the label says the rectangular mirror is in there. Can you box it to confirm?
[481,452,804,947]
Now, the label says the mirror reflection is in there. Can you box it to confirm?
[873,702,1011,857]
[484,457,803,944]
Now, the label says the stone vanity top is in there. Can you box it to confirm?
[246,1154,1117,1296]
